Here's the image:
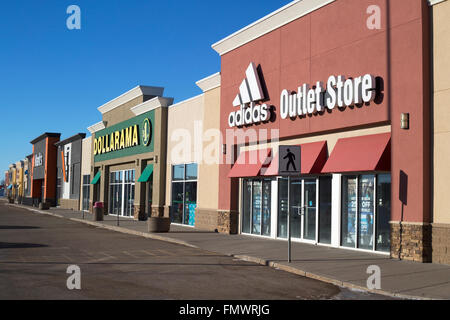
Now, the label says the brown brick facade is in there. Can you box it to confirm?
[390,221,432,263]
[432,224,450,265]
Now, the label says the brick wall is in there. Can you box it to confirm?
[390,222,432,262]
[195,209,219,231]
[217,211,238,235]
[432,224,450,265]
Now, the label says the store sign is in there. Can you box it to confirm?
[94,112,154,163]
[227,62,378,128]
[34,153,43,167]
[94,125,139,156]
[228,62,272,128]
[141,118,152,147]
[280,74,376,118]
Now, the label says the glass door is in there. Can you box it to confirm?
[286,178,318,242]
[289,178,302,239]
[303,179,317,241]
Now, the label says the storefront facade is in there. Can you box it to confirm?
[80,136,92,212]
[55,133,86,210]
[431,0,450,264]
[213,0,432,261]
[88,86,173,220]
[29,133,61,207]
[165,73,221,230]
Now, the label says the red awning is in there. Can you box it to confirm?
[321,133,391,173]
[261,141,328,176]
[228,148,272,178]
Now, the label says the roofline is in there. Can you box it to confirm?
[55,133,87,147]
[97,85,165,115]
[30,132,61,144]
[211,0,336,56]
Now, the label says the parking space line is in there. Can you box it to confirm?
[122,251,139,259]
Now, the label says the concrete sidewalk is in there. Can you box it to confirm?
[5,201,450,300]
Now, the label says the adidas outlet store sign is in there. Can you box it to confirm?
[228,62,272,128]
[227,62,378,128]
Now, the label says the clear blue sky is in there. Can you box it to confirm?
[0,0,289,176]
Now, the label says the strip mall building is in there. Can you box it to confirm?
[4,0,449,265]
[211,0,448,263]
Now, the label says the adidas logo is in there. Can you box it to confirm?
[228,62,272,128]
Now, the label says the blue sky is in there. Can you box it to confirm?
[0,0,289,176]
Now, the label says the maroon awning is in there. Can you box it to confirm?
[321,133,391,173]
[228,148,272,178]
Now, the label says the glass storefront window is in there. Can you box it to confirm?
[173,165,185,181]
[185,164,198,180]
[185,182,197,226]
[170,164,198,226]
[341,174,391,252]
[319,176,332,244]
[252,181,262,235]
[171,182,184,223]
[358,175,375,250]
[376,174,391,252]
[242,180,251,234]
[109,170,134,217]
[262,181,271,237]
[277,178,288,239]
[342,176,357,248]
[82,175,90,211]
[241,179,272,237]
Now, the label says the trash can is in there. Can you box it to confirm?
[93,202,104,221]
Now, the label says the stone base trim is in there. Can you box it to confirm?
[151,205,165,218]
[218,210,238,235]
[390,221,432,263]
[432,223,450,265]
[195,208,219,232]
[133,204,147,221]
[59,199,79,211]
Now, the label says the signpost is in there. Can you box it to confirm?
[278,146,301,263]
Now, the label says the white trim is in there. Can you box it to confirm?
[168,93,204,109]
[211,0,336,56]
[97,86,165,115]
[87,121,106,134]
[130,96,174,116]
[429,0,447,6]
[196,72,221,92]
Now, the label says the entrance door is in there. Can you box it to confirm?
[302,179,317,241]
[288,178,317,242]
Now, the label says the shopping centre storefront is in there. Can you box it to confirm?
[87,86,173,220]
[213,0,432,261]
[55,133,86,210]
[28,133,61,207]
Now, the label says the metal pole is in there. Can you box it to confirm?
[288,176,291,263]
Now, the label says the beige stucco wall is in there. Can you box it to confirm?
[433,0,450,224]
[198,87,221,211]
[165,94,204,206]
[81,136,92,175]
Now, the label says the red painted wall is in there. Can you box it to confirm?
[218,0,431,224]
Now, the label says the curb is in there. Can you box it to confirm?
[6,203,435,300]
[232,254,432,300]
